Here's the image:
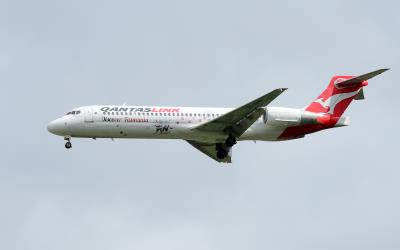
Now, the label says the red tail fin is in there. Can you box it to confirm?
[278,69,388,140]
[306,69,388,117]
[305,75,365,117]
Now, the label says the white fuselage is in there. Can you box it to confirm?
[46,69,388,162]
[47,105,304,143]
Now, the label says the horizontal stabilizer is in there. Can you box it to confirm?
[335,68,389,89]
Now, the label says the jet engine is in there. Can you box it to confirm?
[264,107,324,126]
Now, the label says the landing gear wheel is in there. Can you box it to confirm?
[217,149,228,159]
[64,135,72,149]
[225,134,237,147]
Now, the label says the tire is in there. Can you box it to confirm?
[65,141,72,149]
[217,149,228,159]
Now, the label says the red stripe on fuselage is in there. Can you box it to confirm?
[278,124,329,140]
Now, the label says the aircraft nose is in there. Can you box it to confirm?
[47,118,66,135]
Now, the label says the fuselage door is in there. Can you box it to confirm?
[84,107,94,123]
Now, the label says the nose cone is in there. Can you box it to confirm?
[47,118,67,136]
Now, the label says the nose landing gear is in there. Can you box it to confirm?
[64,135,72,149]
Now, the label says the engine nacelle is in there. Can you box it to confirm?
[264,107,301,126]
[264,107,322,127]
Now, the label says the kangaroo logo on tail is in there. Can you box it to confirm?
[313,90,360,114]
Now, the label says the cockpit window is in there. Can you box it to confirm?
[66,110,81,116]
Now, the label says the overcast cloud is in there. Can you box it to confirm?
[1,0,399,249]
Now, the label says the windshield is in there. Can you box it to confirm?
[65,110,81,115]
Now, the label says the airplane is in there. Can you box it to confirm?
[47,69,388,163]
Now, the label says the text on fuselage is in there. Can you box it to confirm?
[102,117,149,123]
[100,107,180,113]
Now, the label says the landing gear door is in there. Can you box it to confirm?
[84,107,94,123]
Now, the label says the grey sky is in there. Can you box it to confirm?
[1,0,399,249]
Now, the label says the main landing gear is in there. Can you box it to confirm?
[64,135,72,149]
[216,143,228,159]
[225,134,237,147]
[216,134,237,160]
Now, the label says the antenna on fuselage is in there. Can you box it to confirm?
[122,102,127,106]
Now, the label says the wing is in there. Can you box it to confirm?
[186,140,232,163]
[193,88,287,137]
